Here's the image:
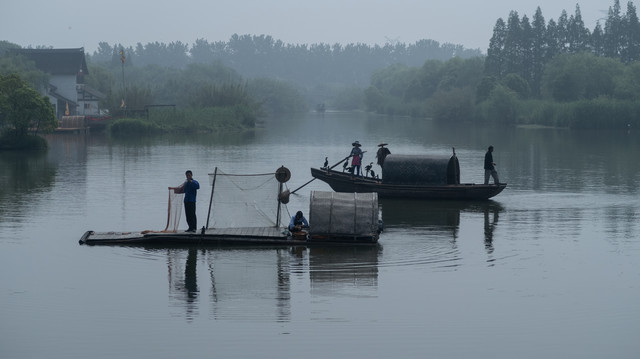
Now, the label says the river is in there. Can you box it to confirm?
[1,112,639,358]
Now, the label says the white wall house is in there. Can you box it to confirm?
[16,48,104,119]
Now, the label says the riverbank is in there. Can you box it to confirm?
[107,106,257,136]
[0,133,48,150]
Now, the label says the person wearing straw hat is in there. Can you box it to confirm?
[350,141,363,176]
[376,143,391,168]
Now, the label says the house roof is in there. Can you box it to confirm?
[14,48,89,76]
[47,84,77,106]
[77,83,105,99]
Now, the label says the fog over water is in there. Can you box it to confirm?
[2,0,609,52]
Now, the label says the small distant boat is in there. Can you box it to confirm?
[80,167,381,246]
[311,151,506,201]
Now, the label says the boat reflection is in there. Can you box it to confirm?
[160,244,381,321]
[380,198,504,252]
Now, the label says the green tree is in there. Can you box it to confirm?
[614,61,640,99]
[431,87,474,122]
[503,73,531,99]
[247,77,307,114]
[544,18,561,61]
[556,10,570,53]
[567,5,591,53]
[604,0,623,58]
[85,64,115,97]
[542,52,624,101]
[481,84,520,124]
[591,23,605,56]
[530,7,547,96]
[622,1,640,63]
[503,11,523,76]
[0,50,49,90]
[0,73,56,136]
[476,76,498,103]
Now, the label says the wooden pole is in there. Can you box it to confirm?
[290,152,366,194]
[290,156,346,194]
[276,182,282,228]
[205,167,218,229]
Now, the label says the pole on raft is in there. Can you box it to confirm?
[205,167,218,229]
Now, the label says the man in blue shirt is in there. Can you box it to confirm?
[171,170,200,232]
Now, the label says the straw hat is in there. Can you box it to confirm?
[378,143,388,147]
[352,141,361,147]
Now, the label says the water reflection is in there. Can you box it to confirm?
[382,199,503,230]
[307,246,380,297]
[483,202,500,255]
[381,199,504,262]
[161,244,381,321]
[0,150,57,225]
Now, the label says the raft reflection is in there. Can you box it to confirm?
[307,245,381,297]
[162,243,381,321]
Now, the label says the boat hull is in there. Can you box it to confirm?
[311,168,506,200]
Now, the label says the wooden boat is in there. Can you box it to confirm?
[80,168,381,246]
[310,152,506,200]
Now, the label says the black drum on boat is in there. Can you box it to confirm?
[382,154,460,185]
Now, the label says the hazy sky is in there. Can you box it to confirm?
[2,0,610,54]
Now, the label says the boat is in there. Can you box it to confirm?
[310,151,506,200]
[80,167,381,246]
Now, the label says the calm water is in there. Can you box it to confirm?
[1,112,639,359]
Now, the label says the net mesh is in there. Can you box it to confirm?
[207,169,283,228]
[142,189,184,234]
[164,189,185,232]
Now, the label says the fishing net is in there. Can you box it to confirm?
[206,169,284,229]
[142,188,184,234]
[163,189,185,232]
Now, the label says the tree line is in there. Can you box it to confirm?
[366,0,640,129]
[485,0,639,96]
[89,35,481,89]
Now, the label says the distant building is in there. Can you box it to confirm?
[14,48,104,119]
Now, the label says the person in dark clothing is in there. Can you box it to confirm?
[484,146,500,185]
[170,170,200,232]
[288,211,309,232]
[376,143,391,168]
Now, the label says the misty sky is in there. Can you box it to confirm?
[2,0,610,53]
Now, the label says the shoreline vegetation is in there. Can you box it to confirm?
[107,106,256,136]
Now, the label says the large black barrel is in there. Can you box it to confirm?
[382,154,460,185]
[309,191,379,236]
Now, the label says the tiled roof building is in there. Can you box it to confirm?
[15,48,103,119]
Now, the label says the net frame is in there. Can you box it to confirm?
[206,168,285,229]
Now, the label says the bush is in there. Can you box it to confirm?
[108,118,162,135]
[0,132,48,150]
